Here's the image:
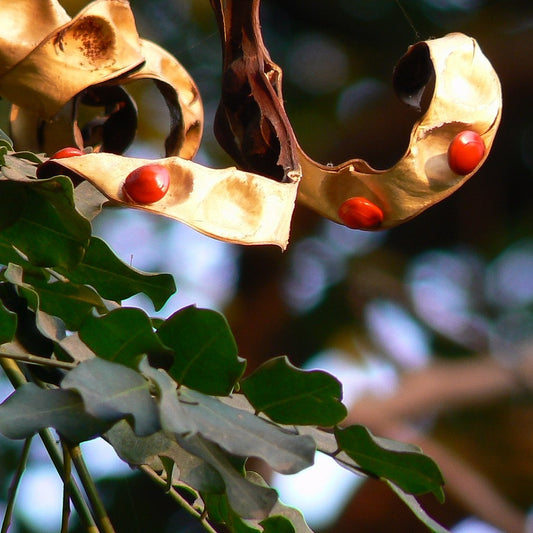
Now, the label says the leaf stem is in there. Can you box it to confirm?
[139,465,218,533]
[0,358,98,531]
[1,437,32,533]
[61,439,72,533]
[65,442,116,533]
[0,350,77,370]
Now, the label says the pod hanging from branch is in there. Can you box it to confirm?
[210,0,502,230]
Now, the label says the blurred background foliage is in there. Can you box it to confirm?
[2,0,533,532]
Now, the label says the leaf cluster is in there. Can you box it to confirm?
[0,134,447,532]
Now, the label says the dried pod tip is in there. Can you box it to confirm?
[447,130,486,175]
[123,164,170,204]
[338,197,384,230]
[50,147,85,159]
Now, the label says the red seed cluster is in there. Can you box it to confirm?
[123,164,170,204]
[338,196,384,230]
[447,130,486,175]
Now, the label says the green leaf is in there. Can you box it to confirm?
[141,361,197,435]
[203,492,261,533]
[0,300,17,343]
[241,356,347,426]
[79,308,172,368]
[106,420,173,467]
[0,129,14,150]
[177,388,315,475]
[61,236,176,311]
[0,383,111,442]
[0,177,91,270]
[334,425,445,502]
[261,500,314,533]
[157,306,246,396]
[179,433,278,520]
[61,358,160,437]
[260,516,295,533]
[386,481,451,533]
[73,181,108,221]
[5,264,108,331]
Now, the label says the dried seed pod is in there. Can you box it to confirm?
[2,0,203,160]
[42,153,300,249]
[296,33,502,228]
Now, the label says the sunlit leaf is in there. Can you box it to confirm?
[5,265,108,331]
[79,308,172,368]
[334,425,445,502]
[157,306,245,396]
[61,236,176,311]
[241,356,347,426]
[0,383,111,442]
[0,176,90,270]
[61,357,160,437]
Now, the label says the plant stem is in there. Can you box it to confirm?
[0,357,98,531]
[0,349,77,370]
[66,442,116,533]
[1,437,32,533]
[61,439,72,533]
[139,465,219,533]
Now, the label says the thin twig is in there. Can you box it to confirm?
[61,439,72,533]
[0,350,77,370]
[0,357,98,531]
[65,442,116,533]
[1,437,33,533]
[139,464,219,533]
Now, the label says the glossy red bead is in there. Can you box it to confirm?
[338,196,384,229]
[447,130,485,175]
[51,147,84,159]
[123,164,170,204]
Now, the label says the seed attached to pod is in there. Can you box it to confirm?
[123,164,171,204]
[51,147,84,159]
[447,130,486,175]
[338,196,384,229]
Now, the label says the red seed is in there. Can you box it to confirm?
[123,164,170,204]
[447,130,486,175]
[51,147,84,159]
[338,197,384,229]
